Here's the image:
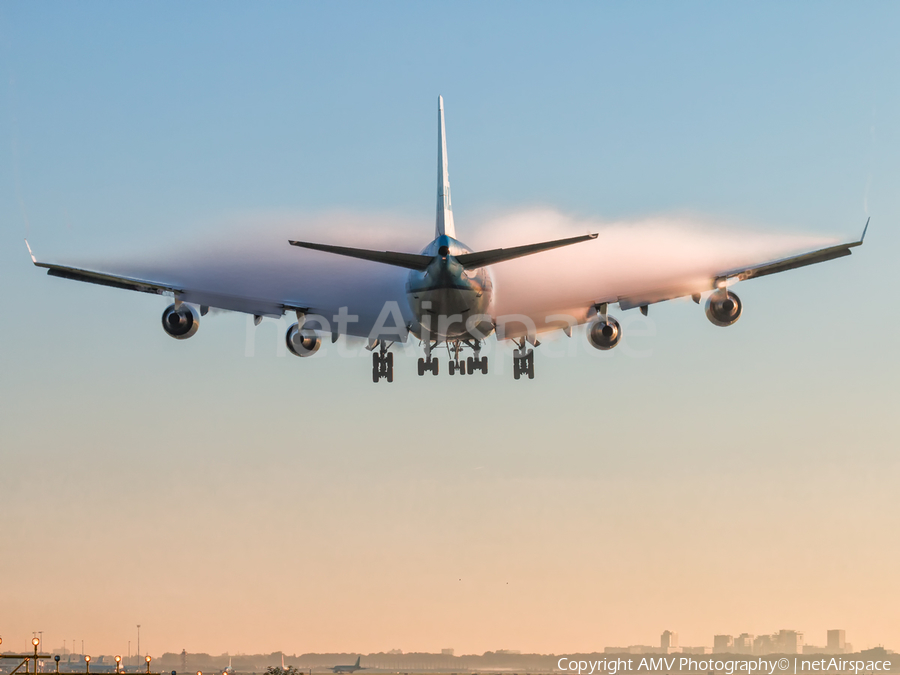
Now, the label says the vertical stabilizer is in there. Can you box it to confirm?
[435,96,456,239]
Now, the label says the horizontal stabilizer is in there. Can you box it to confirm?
[290,234,598,271]
[288,240,432,271]
[455,233,597,269]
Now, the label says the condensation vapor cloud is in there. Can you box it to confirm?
[46,208,840,329]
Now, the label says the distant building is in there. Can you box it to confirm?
[828,631,846,653]
[441,650,454,657]
[661,631,679,654]
[734,634,754,655]
[754,635,776,655]
[714,636,734,654]
[777,630,804,654]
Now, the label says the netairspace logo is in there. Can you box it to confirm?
[557,657,893,675]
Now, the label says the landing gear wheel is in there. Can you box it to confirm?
[418,358,425,376]
[449,360,456,376]
[481,356,488,374]
[459,360,466,375]
[432,359,439,375]
[513,348,534,380]
[372,346,394,383]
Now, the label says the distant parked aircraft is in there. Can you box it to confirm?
[332,658,363,674]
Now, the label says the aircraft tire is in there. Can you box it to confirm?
[482,357,488,374]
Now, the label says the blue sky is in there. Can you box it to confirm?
[1,1,898,658]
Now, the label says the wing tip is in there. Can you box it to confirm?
[24,238,37,263]
[860,217,870,244]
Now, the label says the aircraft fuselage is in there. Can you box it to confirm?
[406,234,494,342]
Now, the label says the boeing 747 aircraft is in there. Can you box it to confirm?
[27,97,867,382]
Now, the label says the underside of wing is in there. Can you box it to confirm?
[615,219,868,312]
[488,220,868,339]
[25,240,411,339]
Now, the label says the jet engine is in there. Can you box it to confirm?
[705,289,742,327]
[161,303,200,339]
[286,322,322,357]
[587,316,622,350]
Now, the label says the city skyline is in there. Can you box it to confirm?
[0,628,886,661]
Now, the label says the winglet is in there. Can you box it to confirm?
[24,238,37,264]
[860,217,870,244]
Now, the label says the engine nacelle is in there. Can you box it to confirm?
[286,322,322,357]
[587,315,622,350]
[161,303,200,339]
[705,290,742,327]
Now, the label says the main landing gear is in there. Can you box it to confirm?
[416,340,488,377]
[417,356,439,376]
[446,340,488,377]
[512,338,536,380]
[371,339,491,382]
[372,341,394,383]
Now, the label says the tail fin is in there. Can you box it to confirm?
[355,658,360,668]
[435,96,456,239]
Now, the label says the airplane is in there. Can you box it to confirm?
[223,657,234,675]
[26,96,867,383]
[332,657,363,674]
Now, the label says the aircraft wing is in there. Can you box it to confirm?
[613,219,868,312]
[489,219,868,339]
[23,240,369,329]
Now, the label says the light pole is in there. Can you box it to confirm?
[55,655,60,674]
[85,655,91,675]
[137,626,140,660]
[116,656,122,674]
[33,638,40,675]
[146,656,152,674]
